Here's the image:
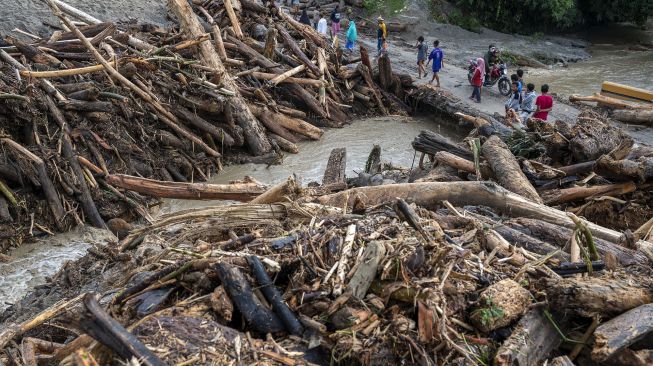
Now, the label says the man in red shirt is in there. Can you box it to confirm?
[533,84,553,120]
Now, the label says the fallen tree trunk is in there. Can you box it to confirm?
[315,181,653,259]
[542,181,637,205]
[540,276,653,318]
[249,104,322,140]
[169,0,271,156]
[434,151,493,179]
[482,135,543,203]
[105,174,266,200]
[412,130,473,160]
[570,93,653,110]
[612,108,653,125]
[594,156,653,183]
[494,309,561,366]
[592,303,653,363]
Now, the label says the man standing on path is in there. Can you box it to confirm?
[533,84,553,120]
[377,16,387,55]
[426,40,444,87]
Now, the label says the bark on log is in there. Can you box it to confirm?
[482,135,542,203]
[173,108,236,146]
[77,293,166,366]
[105,174,266,201]
[169,0,271,155]
[214,262,285,334]
[1,138,65,230]
[558,160,596,176]
[247,256,304,336]
[357,63,388,115]
[59,99,114,113]
[275,25,322,77]
[592,304,653,363]
[494,309,561,366]
[44,95,106,229]
[612,109,653,125]
[251,106,298,143]
[542,181,637,205]
[67,87,99,101]
[322,148,347,185]
[377,54,392,92]
[269,134,299,154]
[412,130,473,160]
[223,0,244,38]
[570,93,653,110]
[594,156,653,183]
[250,71,323,87]
[315,181,653,257]
[470,279,531,332]
[249,104,322,140]
[506,217,649,266]
[540,276,653,317]
[347,241,386,299]
[434,151,493,179]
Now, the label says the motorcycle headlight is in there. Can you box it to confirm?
[503,69,508,75]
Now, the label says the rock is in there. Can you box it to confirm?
[470,279,531,333]
[107,218,133,240]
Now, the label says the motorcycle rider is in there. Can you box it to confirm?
[483,45,500,84]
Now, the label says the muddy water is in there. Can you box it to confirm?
[162,116,466,213]
[528,22,653,97]
[0,226,115,312]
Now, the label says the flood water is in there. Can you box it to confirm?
[528,22,653,97]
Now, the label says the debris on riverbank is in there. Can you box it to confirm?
[0,0,415,252]
[3,106,653,365]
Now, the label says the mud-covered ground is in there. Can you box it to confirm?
[0,0,168,38]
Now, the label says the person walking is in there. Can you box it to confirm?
[416,36,428,78]
[345,20,357,55]
[330,6,342,37]
[377,16,387,55]
[317,13,328,36]
[470,58,484,103]
[426,40,444,87]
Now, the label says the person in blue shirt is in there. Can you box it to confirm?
[426,40,444,87]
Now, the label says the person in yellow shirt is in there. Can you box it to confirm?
[377,16,387,55]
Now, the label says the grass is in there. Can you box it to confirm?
[363,0,407,17]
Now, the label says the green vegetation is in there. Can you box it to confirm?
[443,0,651,33]
[363,0,407,17]
[473,297,505,326]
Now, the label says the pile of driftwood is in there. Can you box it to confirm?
[1,141,653,366]
[0,0,413,251]
[570,93,653,125]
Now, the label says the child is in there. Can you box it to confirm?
[533,84,553,120]
[470,58,484,103]
[379,39,389,57]
[511,74,522,95]
[505,81,521,113]
[517,69,524,85]
[520,83,537,120]
[416,36,428,79]
[426,40,444,87]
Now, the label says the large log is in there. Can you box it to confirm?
[249,105,322,140]
[506,218,649,266]
[612,109,653,125]
[434,151,493,179]
[173,108,236,146]
[412,130,473,160]
[594,156,653,183]
[105,174,267,200]
[322,148,347,185]
[377,54,393,92]
[570,93,653,110]
[314,181,653,259]
[592,304,653,363]
[169,0,271,156]
[275,25,322,77]
[494,309,561,366]
[482,135,542,203]
[542,181,637,205]
[540,276,653,318]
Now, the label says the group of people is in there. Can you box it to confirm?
[416,37,444,86]
[504,71,554,122]
[469,55,554,121]
[297,6,391,56]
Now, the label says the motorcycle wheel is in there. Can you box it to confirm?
[498,78,511,96]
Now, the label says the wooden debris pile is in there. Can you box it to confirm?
[2,143,653,366]
[0,0,413,251]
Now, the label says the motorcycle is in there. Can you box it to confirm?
[467,60,511,96]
